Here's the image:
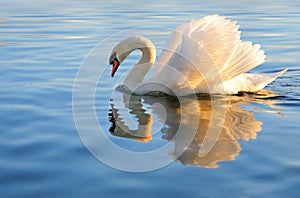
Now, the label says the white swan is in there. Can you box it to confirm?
[109,15,287,95]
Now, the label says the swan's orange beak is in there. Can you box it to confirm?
[111,59,120,77]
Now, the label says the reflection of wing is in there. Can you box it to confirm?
[170,100,262,168]
[109,91,282,168]
[225,103,262,141]
[155,98,262,168]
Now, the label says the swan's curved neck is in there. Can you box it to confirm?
[122,36,156,92]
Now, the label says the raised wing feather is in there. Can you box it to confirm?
[151,15,267,93]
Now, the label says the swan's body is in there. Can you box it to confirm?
[109,15,287,95]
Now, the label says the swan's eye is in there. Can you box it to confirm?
[109,52,118,64]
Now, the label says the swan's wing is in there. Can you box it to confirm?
[152,15,266,91]
[220,41,266,81]
[223,69,288,93]
[150,32,218,93]
[190,15,241,72]
[190,15,266,80]
[154,22,189,70]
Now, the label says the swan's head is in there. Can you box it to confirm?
[109,49,132,77]
[109,36,156,77]
[109,37,139,77]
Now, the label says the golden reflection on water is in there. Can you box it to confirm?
[108,90,282,168]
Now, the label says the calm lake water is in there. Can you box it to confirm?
[1,0,300,197]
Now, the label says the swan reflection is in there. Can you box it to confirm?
[108,91,281,168]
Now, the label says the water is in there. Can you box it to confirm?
[1,0,300,197]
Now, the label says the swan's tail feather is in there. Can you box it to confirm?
[267,68,288,78]
[261,68,288,86]
[252,68,288,91]
[226,69,288,93]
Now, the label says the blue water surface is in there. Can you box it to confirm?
[1,0,300,197]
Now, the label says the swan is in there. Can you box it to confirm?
[109,14,287,96]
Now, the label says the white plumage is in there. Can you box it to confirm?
[109,15,287,95]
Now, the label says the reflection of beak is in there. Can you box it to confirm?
[111,59,120,77]
[108,104,118,133]
[109,103,118,121]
